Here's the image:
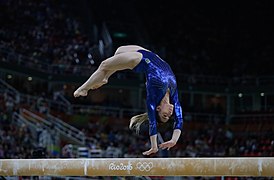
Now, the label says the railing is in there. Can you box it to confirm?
[0,78,20,103]
[53,91,72,113]
[2,76,274,142]
[2,76,273,126]
[230,113,274,122]
[48,114,97,145]
[20,109,52,126]
[12,112,39,142]
[71,104,144,118]
[2,46,274,86]
[1,77,142,119]
[0,84,70,115]
[21,108,95,145]
[183,112,226,122]
[0,46,96,76]
[176,73,274,87]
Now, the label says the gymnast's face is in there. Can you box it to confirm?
[156,101,174,123]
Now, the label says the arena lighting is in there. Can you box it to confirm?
[90,59,95,64]
[27,76,32,81]
[75,58,80,63]
[0,158,274,176]
[260,93,265,97]
[238,93,243,98]
[113,32,127,38]
[7,74,12,79]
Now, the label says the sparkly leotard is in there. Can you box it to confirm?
[133,49,183,136]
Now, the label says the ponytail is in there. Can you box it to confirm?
[129,113,148,134]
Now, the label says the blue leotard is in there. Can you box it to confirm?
[133,49,183,136]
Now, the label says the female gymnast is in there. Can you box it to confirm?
[74,45,183,155]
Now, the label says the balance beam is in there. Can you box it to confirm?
[0,158,274,176]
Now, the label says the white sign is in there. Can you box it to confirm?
[109,162,133,171]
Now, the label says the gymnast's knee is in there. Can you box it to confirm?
[114,46,125,55]
[99,60,109,71]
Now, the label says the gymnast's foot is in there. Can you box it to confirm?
[73,88,88,97]
[90,79,108,90]
[74,80,108,97]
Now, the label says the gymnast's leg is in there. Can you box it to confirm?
[74,51,142,97]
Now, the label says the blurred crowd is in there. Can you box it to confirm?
[0,94,34,159]
[1,0,274,160]
[1,0,274,79]
[1,91,274,159]
[0,0,99,75]
[1,1,274,180]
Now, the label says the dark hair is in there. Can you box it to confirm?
[156,113,164,124]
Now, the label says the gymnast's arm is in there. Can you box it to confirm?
[172,91,183,142]
[142,95,159,156]
[171,89,183,139]
[159,89,183,150]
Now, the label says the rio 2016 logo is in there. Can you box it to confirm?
[108,162,133,171]
[108,162,153,172]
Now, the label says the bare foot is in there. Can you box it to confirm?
[90,79,108,90]
[74,79,108,96]
[142,148,158,156]
[74,88,88,97]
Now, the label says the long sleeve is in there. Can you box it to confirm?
[171,89,183,130]
[146,88,158,136]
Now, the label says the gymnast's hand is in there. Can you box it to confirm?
[159,140,176,150]
[73,88,88,97]
[142,147,158,156]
